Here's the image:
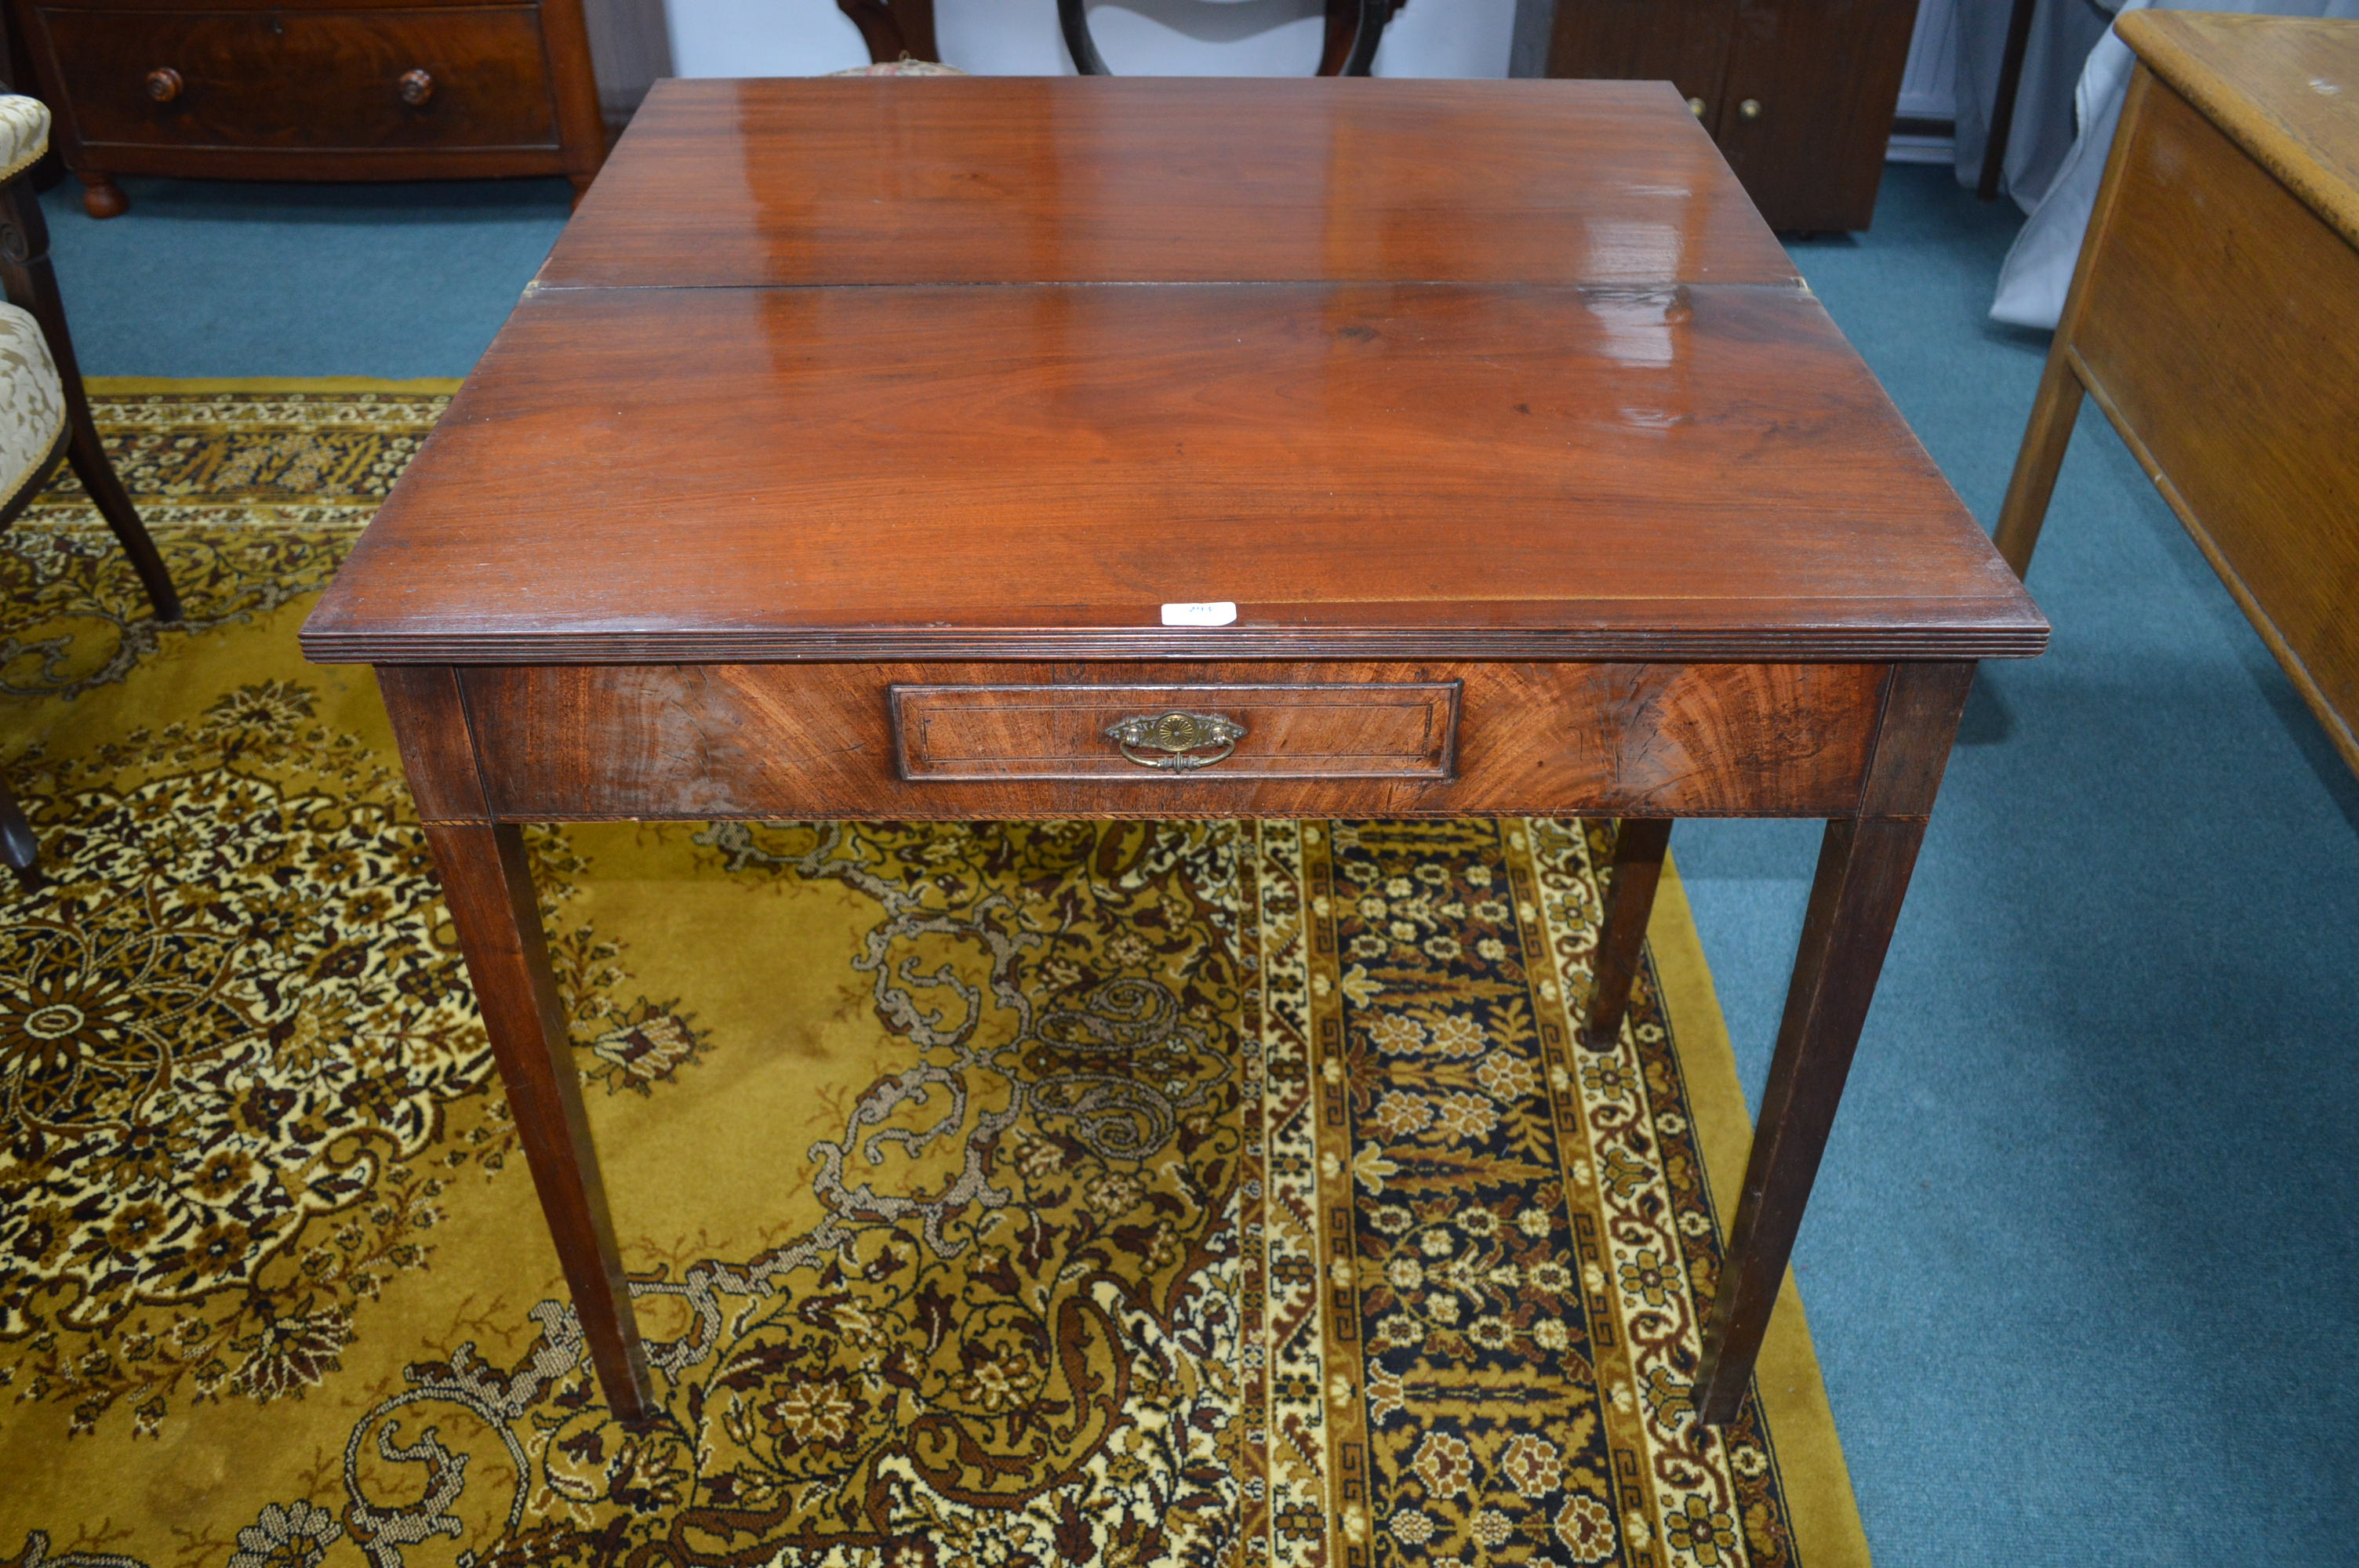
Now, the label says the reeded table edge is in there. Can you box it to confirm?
[299,622,2050,665]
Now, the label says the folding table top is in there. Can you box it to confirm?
[301,77,2044,666]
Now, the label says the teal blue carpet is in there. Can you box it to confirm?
[43,174,574,376]
[44,164,2359,1563]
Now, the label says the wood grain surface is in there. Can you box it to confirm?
[445,659,1889,820]
[302,281,2040,664]
[375,664,492,821]
[538,75,1800,288]
[2117,10,2359,253]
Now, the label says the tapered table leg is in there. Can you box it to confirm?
[1693,814,1928,1426]
[421,818,655,1422]
[1582,817,1671,1047]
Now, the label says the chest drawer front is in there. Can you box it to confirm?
[892,682,1459,782]
[37,6,559,153]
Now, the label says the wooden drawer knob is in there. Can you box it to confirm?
[398,68,434,106]
[144,67,183,103]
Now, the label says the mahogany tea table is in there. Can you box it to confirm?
[301,76,2047,1429]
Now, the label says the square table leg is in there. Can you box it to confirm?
[420,818,656,1424]
[380,668,656,1424]
[1581,817,1673,1047]
[1692,814,1928,1426]
[1692,660,1972,1425]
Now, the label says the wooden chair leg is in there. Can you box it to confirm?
[64,412,179,622]
[1057,0,1110,74]
[1993,347,2086,579]
[1692,815,1928,1425]
[1,771,42,890]
[1976,0,2040,201]
[421,819,656,1422]
[1582,817,1672,1047]
[1318,0,1393,74]
[837,0,939,63]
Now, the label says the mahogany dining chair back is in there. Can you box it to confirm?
[834,0,1405,78]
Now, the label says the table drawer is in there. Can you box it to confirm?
[35,5,561,153]
[446,660,1889,821]
[892,681,1459,781]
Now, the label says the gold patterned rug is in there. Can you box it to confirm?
[0,382,1869,1568]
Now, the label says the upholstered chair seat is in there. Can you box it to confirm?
[0,94,64,507]
[827,58,965,76]
[0,301,65,510]
[0,93,49,183]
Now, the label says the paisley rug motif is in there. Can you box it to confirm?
[0,383,1869,1568]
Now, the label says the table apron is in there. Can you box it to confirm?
[397,659,1900,821]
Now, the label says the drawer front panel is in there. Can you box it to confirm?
[39,7,558,152]
[893,682,1459,781]
[456,660,1888,820]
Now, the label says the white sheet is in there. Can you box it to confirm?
[1953,0,2118,211]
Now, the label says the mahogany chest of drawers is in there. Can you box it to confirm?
[13,0,605,216]
[1547,0,1922,232]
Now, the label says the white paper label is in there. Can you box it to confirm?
[1160,601,1238,627]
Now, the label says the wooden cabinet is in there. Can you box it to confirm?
[15,0,605,216]
[1547,0,1921,232]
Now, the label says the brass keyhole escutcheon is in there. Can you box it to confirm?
[398,68,435,106]
[1105,711,1246,771]
[145,67,183,103]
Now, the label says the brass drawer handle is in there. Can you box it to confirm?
[145,67,183,103]
[1738,97,1762,121]
[398,68,435,106]
[1105,711,1245,771]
